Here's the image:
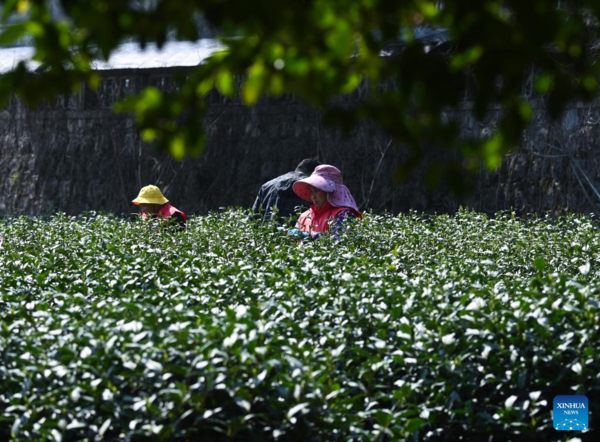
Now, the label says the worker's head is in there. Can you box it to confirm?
[295,158,321,176]
[293,165,360,212]
[132,185,169,214]
[140,203,160,214]
[308,185,328,209]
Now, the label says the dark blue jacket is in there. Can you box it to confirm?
[252,171,311,223]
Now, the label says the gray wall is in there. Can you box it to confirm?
[1,69,599,217]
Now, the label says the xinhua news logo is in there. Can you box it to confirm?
[553,395,588,431]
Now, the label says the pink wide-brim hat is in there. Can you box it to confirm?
[293,164,360,212]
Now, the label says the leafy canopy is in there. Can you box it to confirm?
[1,1,600,182]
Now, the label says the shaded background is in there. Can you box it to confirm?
[1,67,599,217]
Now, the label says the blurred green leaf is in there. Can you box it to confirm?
[242,61,266,105]
[0,22,28,45]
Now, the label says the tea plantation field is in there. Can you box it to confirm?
[0,210,598,442]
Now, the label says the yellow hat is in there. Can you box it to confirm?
[132,185,169,205]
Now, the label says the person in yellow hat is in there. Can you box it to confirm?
[132,185,187,230]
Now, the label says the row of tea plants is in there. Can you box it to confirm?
[0,210,598,441]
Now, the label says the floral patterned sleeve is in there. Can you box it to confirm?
[311,209,357,240]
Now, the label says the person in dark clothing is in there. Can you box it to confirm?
[252,158,321,223]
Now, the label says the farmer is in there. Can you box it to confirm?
[252,158,321,224]
[289,164,362,240]
[132,185,187,230]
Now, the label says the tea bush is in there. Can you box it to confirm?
[0,210,598,442]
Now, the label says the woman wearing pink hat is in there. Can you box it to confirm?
[290,165,362,239]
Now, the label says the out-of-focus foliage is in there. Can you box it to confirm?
[2,1,600,185]
[0,210,599,441]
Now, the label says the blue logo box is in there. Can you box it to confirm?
[553,395,588,431]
